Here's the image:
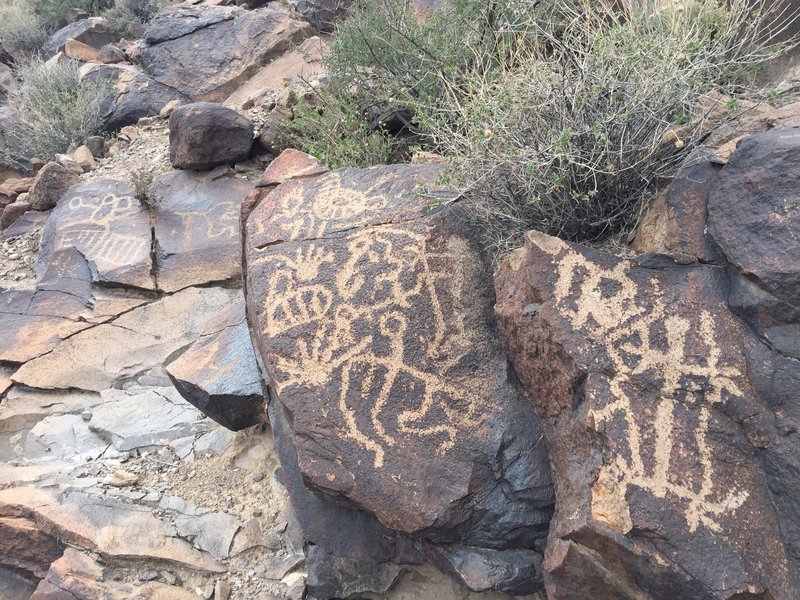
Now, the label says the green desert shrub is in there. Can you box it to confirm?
[286,0,797,249]
[6,57,109,162]
[103,0,175,32]
[31,0,112,28]
[0,1,49,57]
[426,0,799,248]
[278,84,395,169]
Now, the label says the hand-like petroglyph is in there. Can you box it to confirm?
[538,237,748,533]
[256,224,487,469]
[56,191,151,275]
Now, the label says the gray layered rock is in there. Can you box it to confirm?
[166,299,265,431]
[140,4,311,102]
[83,64,190,131]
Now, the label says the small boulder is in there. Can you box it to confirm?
[71,145,96,172]
[159,99,182,119]
[169,102,254,170]
[64,38,101,62]
[0,200,31,230]
[97,44,126,64]
[27,163,79,211]
[41,17,118,59]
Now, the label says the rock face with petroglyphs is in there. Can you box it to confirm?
[242,160,554,595]
[495,127,800,600]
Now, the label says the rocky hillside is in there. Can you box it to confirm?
[0,1,800,600]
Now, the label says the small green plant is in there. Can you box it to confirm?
[0,1,49,57]
[102,0,175,33]
[5,57,109,163]
[277,84,395,169]
[131,167,162,211]
[31,0,112,28]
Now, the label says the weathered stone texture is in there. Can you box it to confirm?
[244,160,554,594]
[140,5,310,102]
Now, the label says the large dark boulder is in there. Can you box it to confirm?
[139,4,310,102]
[495,127,800,599]
[242,155,554,595]
[169,103,254,171]
[82,64,190,131]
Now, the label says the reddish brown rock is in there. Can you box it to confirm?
[27,163,79,212]
[244,164,554,594]
[0,200,31,230]
[169,103,254,171]
[257,148,327,187]
[166,299,265,431]
[0,248,94,364]
[140,4,311,102]
[64,38,101,62]
[41,17,118,59]
[0,517,63,578]
[224,36,328,109]
[632,155,724,263]
[495,230,800,600]
[31,548,199,600]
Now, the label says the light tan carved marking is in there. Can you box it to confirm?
[257,224,484,469]
[539,237,748,533]
[57,192,149,272]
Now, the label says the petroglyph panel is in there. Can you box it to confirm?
[253,223,488,469]
[246,164,447,247]
[531,235,751,534]
[245,164,553,541]
[154,171,253,292]
[39,180,154,290]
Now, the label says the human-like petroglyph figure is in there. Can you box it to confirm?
[539,237,749,533]
[258,224,487,469]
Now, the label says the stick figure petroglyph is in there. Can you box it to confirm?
[539,237,749,533]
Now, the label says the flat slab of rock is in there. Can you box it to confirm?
[495,230,799,600]
[0,487,224,573]
[0,248,95,363]
[224,36,328,109]
[152,170,254,291]
[12,286,240,391]
[32,548,199,600]
[37,179,154,290]
[90,387,212,451]
[166,299,264,430]
[244,161,553,594]
[140,5,311,102]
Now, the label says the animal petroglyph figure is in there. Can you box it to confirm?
[540,237,749,533]
[57,191,150,272]
[258,226,486,468]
